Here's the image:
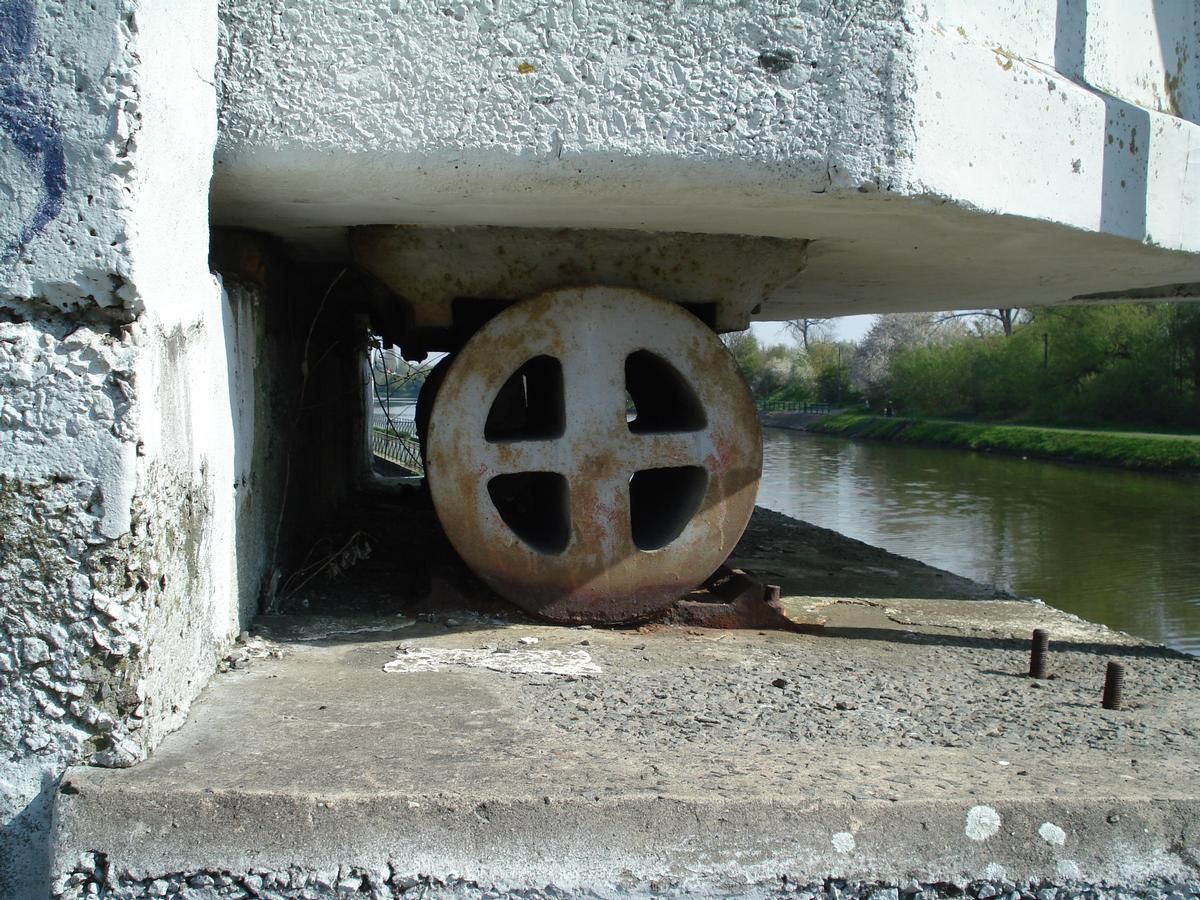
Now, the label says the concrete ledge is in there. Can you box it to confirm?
[51,785,1200,890]
[50,597,1200,894]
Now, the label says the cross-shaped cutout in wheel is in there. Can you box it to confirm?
[426,287,762,624]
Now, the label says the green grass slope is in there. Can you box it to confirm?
[807,414,1200,473]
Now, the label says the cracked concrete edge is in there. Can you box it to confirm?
[50,785,1200,892]
[779,597,1148,646]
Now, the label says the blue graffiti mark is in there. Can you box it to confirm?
[1,85,66,249]
[1,0,66,258]
[0,0,35,62]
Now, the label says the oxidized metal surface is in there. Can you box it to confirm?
[352,226,809,333]
[425,286,762,624]
[670,569,797,631]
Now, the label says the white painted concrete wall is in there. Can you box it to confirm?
[921,0,1200,124]
[214,0,909,236]
[213,0,1200,324]
[909,3,1200,247]
[0,2,284,895]
[1,0,138,310]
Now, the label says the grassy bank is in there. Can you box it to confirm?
[806,413,1200,473]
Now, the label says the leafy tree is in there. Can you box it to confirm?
[723,330,825,404]
[851,313,964,406]
[806,340,858,404]
[1169,303,1200,422]
[879,301,1200,428]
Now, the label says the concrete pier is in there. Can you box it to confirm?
[50,511,1200,898]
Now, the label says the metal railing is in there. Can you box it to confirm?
[370,419,423,475]
[758,401,833,414]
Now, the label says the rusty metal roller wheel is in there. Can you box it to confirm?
[426,286,762,624]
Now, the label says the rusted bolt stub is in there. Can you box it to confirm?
[425,286,762,624]
[1102,661,1126,710]
[1029,628,1050,679]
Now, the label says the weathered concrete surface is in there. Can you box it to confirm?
[261,486,1013,621]
[214,1,1200,323]
[0,2,259,895]
[51,578,1200,894]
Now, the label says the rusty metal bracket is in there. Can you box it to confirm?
[668,567,823,632]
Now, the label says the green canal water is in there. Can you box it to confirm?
[757,428,1200,656]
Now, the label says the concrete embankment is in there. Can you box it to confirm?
[803,413,1200,473]
[49,505,1200,898]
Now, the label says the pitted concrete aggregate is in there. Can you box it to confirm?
[47,499,1200,894]
[2,1,236,893]
[9,2,1200,896]
[217,0,911,181]
[523,617,1200,763]
[52,861,1200,900]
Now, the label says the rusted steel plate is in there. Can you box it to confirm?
[425,286,762,624]
[670,569,798,631]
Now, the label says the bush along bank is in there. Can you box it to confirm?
[807,413,1200,473]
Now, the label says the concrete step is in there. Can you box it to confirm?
[50,599,1200,897]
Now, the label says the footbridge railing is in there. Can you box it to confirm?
[758,401,833,414]
[370,419,423,475]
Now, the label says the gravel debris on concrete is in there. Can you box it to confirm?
[52,601,1200,896]
[522,604,1198,768]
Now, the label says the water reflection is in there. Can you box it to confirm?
[758,429,1200,656]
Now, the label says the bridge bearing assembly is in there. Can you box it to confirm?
[424,286,762,624]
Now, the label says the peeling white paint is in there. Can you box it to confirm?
[831,832,856,853]
[0,1,276,893]
[384,645,601,677]
[965,805,1002,842]
[1039,823,1067,847]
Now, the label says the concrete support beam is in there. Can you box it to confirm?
[213,1,1200,323]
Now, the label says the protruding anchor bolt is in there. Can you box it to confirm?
[1029,628,1050,679]
[764,584,781,606]
[1102,661,1126,710]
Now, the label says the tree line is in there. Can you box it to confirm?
[722,322,856,407]
[729,302,1200,429]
